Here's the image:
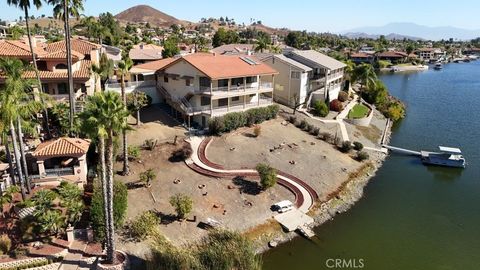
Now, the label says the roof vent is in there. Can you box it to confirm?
[240,56,258,65]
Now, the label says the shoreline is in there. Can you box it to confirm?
[251,117,392,254]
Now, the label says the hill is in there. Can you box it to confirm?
[342,22,480,41]
[115,5,183,27]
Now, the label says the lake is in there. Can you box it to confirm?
[263,61,480,270]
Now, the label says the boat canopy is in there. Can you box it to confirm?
[439,146,462,154]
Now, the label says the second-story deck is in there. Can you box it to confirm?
[193,82,274,98]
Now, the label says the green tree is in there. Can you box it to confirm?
[162,36,180,58]
[32,189,57,214]
[140,169,156,187]
[38,210,64,235]
[351,63,377,95]
[91,53,114,91]
[0,186,20,218]
[212,27,239,47]
[118,57,133,176]
[48,0,84,131]
[169,193,193,220]
[126,92,148,125]
[256,163,276,190]
[313,100,329,117]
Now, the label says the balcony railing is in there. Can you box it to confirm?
[196,82,273,94]
[105,80,156,93]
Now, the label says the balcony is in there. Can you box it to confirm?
[105,80,156,93]
[195,82,274,97]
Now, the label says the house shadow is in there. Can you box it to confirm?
[232,176,261,195]
[139,104,183,128]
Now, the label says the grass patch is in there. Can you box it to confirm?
[356,125,381,144]
[348,104,370,119]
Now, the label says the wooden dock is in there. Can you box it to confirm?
[383,145,422,156]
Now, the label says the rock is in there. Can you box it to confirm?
[268,241,278,248]
[310,142,316,145]
[213,204,220,208]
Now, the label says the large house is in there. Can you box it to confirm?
[375,51,408,63]
[0,37,101,102]
[262,50,346,108]
[129,43,164,65]
[112,53,278,128]
[416,47,445,62]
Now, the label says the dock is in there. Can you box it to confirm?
[382,145,421,156]
[274,209,315,238]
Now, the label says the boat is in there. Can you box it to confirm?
[421,146,466,168]
[434,63,443,70]
[468,55,478,60]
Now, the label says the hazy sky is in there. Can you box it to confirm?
[2,0,480,32]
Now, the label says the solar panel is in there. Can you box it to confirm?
[240,56,259,65]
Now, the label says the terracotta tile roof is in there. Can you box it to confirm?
[210,44,255,55]
[42,49,84,60]
[45,38,101,55]
[17,60,92,81]
[351,52,373,58]
[130,58,176,73]
[33,137,91,157]
[0,40,46,58]
[376,51,408,58]
[129,48,163,61]
[160,53,278,80]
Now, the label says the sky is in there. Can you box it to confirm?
[2,0,480,33]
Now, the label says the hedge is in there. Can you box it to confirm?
[209,104,279,135]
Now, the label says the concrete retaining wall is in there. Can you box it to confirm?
[344,102,373,127]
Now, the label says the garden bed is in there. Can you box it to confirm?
[348,104,370,119]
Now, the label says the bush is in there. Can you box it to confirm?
[256,163,277,190]
[223,112,247,132]
[208,117,225,135]
[172,144,193,161]
[169,194,193,219]
[339,141,353,153]
[0,235,11,255]
[267,104,280,119]
[130,211,159,240]
[313,100,329,117]
[384,100,406,122]
[253,126,261,137]
[128,145,140,160]
[356,151,370,161]
[320,132,332,142]
[0,149,7,163]
[305,123,314,132]
[330,99,344,112]
[144,139,158,151]
[140,169,157,187]
[311,127,320,136]
[338,91,349,102]
[91,180,128,241]
[288,115,296,124]
[353,141,364,151]
[298,119,308,130]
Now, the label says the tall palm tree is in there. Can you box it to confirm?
[117,58,133,176]
[91,54,114,92]
[254,37,269,53]
[80,91,129,263]
[351,63,377,96]
[48,0,84,131]
[7,0,51,139]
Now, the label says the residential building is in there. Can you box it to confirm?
[0,37,102,102]
[102,44,122,62]
[0,25,7,39]
[30,137,91,187]
[262,50,346,108]
[210,44,255,55]
[416,48,445,62]
[375,51,408,63]
[463,48,480,55]
[129,43,164,65]
[350,52,375,64]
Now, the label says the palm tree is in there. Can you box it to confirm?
[48,0,84,131]
[80,91,129,263]
[254,37,269,53]
[91,54,114,92]
[38,210,65,235]
[351,63,377,97]
[117,58,133,176]
[0,186,20,218]
[7,0,51,138]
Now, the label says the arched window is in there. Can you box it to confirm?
[55,63,68,70]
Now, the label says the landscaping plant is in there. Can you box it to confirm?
[356,151,370,161]
[253,126,262,137]
[169,193,193,220]
[353,141,364,151]
[140,169,157,187]
[256,163,277,190]
[339,141,353,153]
[130,211,159,240]
[313,100,329,117]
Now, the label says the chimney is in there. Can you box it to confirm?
[140,44,144,50]
[247,50,252,56]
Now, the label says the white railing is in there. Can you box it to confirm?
[196,82,273,94]
[44,167,75,177]
[105,80,156,92]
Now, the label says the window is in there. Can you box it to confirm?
[55,63,68,70]
[185,78,192,86]
[200,96,211,106]
[164,75,168,83]
[231,78,243,86]
[218,79,228,87]
[199,77,211,87]
[57,83,68,94]
[291,71,300,79]
[246,76,257,83]
[218,98,228,107]
[231,96,240,102]
[41,83,49,94]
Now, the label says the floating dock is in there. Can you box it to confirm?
[274,209,315,238]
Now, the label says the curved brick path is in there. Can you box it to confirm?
[185,137,318,213]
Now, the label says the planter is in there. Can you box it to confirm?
[344,102,374,127]
[96,250,130,270]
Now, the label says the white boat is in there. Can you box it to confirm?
[421,146,466,168]
[467,55,478,60]
[434,63,443,70]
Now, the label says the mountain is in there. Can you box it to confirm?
[343,32,424,41]
[115,5,184,27]
[342,22,480,41]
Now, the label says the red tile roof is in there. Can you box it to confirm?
[351,52,373,58]
[45,39,101,55]
[131,58,176,73]
[1,60,92,81]
[32,137,91,158]
[376,51,408,58]
[160,53,278,79]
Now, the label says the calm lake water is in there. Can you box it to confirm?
[263,61,480,270]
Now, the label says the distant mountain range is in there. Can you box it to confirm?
[343,32,424,41]
[342,22,480,41]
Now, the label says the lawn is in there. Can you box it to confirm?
[348,104,370,119]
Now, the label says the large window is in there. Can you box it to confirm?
[246,76,257,84]
[55,63,68,70]
[231,96,240,102]
[57,83,68,94]
[41,83,49,94]
[200,96,210,106]
[218,98,228,107]
[231,78,243,86]
[291,71,301,79]
[199,77,211,88]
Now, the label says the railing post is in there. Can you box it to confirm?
[243,77,246,92]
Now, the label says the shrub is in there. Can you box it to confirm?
[130,211,159,240]
[91,181,128,241]
[208,117,225,135]
[298,119,308,130]
[267,104,280,119]
[338,91,349,102]
[140,169,157,187]
[339,141,353,153]
[128,145,140,160]
[288,115,297,124]
[169,193,193,219]
[353,141,364,151]
[0,235,11,255]
[253,126,261,137]
[312,127,320,136]
[144,139,158,151]
[172,144,193,161]
[356,151,370,161]
[320,132,332,142]
[223,112,247,132]
[256,163,277,190]
[0,149,6,163]
[330,99,344,112]
[384,100,406,122]
[305,123,314,132]
[313,100,329,117]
